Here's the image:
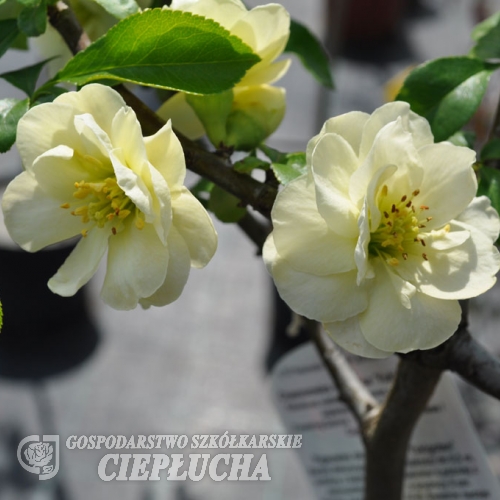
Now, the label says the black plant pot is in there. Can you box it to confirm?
[0,245,99,380]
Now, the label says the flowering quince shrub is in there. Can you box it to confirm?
[263,102,500,357]
[157,0,291,150]
[1,84,217,310]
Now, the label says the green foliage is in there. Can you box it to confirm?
[17,0,47,37]
[481,138,500,162]
[92,0,139,19]
[260,144,307,184]
[285,19,334,89]
[396,57,498,142]
[0,97,29,153]
[472,11,500,41]
[233,155,269,174]
[271,152,307,184]
[0,58,55,97]
[186,90,233,146]
[51,9,260,94]
[208,184,246,223]
[0,19,20,58]
[446,130,476,149]
[471,11,500,60]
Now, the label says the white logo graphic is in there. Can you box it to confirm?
[17,435,59,480]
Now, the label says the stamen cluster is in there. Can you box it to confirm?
[61,177,144,237]
[369,186,432,266]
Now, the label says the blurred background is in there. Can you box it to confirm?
[1,0,500,498]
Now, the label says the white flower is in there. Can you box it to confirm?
[157,0,290,149]
[263,102,500,357]
[2,84,217,310]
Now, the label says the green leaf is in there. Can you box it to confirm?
[470,13,500,61]
[233,155,270,173]
[92,0,139,19]
[53,9,260,93]
[0,18,20,58]
[396,57,498,142]
[472,11,500,41]
[446,130,476,149]
[208,184,246,223]
[478,167,500,231]
[481,138,500,162]
[0,58,54,97]
[16,0,41,7]
[0,97,29,153]
[32,85,67,105]
[271,151,307,184]
[259,143,287,163]
[285,19,334,89]
[186,90,233,146]
[17,0,47,37]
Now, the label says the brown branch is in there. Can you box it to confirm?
[364,357,442,500]
[47,1,90,55]
[404,302,500,399]
[306,320,379,444]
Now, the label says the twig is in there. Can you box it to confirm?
[306,319,379,444]
[47,1,90,54]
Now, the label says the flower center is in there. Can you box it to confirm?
[368,185,432,266]
[60,177,145,237]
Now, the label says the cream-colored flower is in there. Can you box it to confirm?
[264,102,500,357]
[2,84,217,310]
[157,0,290,149]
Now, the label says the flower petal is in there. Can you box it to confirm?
[101,221,169,310]
[417,143,477,229]
[111,107,149,176]
[311,133,360,237]
[398,220,500,300]
[110,150,153,216]
[315,111,370,158]
[456,195,500,244]
[324,317,392,359]
[264,235,368,322]
[48,228,109,296]
[349,118,423,208]
[140,225,191,307]
[55,83,127,136]
[359,101,433,161]
[231,3,289,61]
[170,0,246,30]
[272,175,357,275]
[30,145,94,200]
[157,92,206,141]
[172,187,217,268]
[359,260,461,353]
[355,199,374,284]
[16,102,83,169]
[73,113,114,161]
[240,59,291,87]
[144,119,186,189]
[2,171,83,252]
